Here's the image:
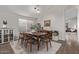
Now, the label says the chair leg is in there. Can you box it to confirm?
[29,42,32,52]
[37,40,39,51]
[46,41,48,51]
[37,43,39,51]
[21,39,23,44]
[49,39,52,47]
[25,41,27,48]
[36,44,38,51]
[18,39,20,43]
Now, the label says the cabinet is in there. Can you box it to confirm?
[0,28,14,44]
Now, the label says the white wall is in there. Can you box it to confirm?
[64,6,77,19]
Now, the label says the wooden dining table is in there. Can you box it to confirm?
[26,32,47,50]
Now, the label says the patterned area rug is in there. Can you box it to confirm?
[10,40,61,54]
[0,43,14,54]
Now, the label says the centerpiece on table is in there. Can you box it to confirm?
[31,23,41,32]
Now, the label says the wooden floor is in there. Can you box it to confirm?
[0,40,79,54]
[56,40,79,54]
[0,43,14,54]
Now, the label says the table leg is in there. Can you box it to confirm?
[29,39,32,52]
[37,37,40,51]
[30,42,32,52]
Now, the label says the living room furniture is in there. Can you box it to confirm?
[23,33,33,52]
[0,28,14,44]
[31,32,48,50]
[20,30,53,52]
[19,31,48,52]
[20,32,39,52]
[39,30,52,51]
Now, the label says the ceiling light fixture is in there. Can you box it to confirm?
[34,5,40,14]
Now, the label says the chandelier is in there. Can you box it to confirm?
[34,5,40,14]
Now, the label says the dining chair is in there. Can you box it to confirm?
[48,31,53,46]
[40,33,51,51]
[19,33,24,44]
[24,33,39,52]
[22,33,32,52]
[19,32,34,52]
[41,30,52,46]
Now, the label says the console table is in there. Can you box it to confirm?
[0,28,14,44]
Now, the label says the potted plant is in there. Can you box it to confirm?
[31,24,36,32]
[31,23,41,32]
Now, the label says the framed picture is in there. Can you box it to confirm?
[44,20,51,27]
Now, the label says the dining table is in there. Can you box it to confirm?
[26,31,47,50]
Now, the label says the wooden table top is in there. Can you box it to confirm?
[26,32,47,37]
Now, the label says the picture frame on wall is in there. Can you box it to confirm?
[44,20,51,27]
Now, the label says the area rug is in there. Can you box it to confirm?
[0,43,14,54]
[10,40,61,54]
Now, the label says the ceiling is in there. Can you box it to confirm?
[0,5,69,18]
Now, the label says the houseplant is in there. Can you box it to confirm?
[31,23,41,32]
